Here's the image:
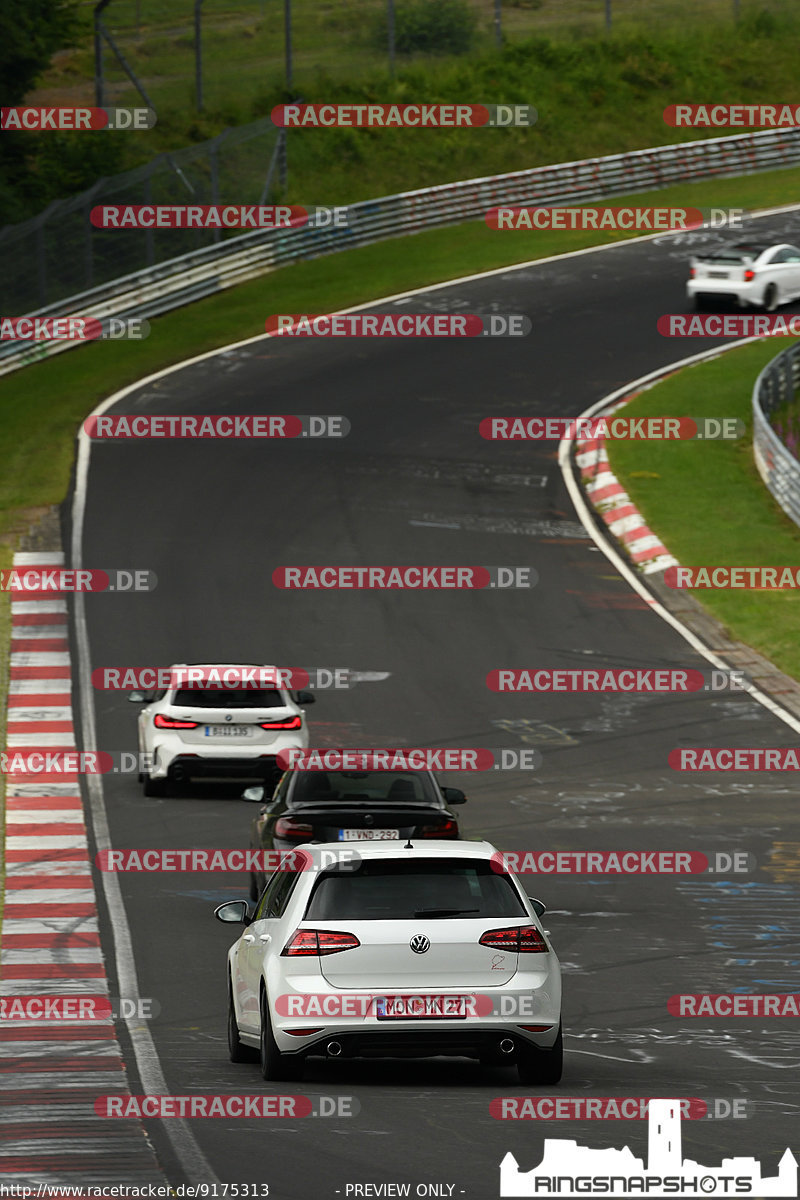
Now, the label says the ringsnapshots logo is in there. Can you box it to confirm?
[83,415,348,439]
[1,106,156,130]
[272,566,536,589]
[271,103,537,128]
[499,1098,797,1196]
[265,314,530,337]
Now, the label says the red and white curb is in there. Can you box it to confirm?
[575,393,678,576]
[1,551,163,1185]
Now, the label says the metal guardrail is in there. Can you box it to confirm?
[752,341,800,527]
[4,124,800,377]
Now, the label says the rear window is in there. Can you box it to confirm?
[290,770,439,807]
[305,858,527,921]
[171,688,285,708]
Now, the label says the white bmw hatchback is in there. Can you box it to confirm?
[215,840,562,1084]
[132,664,312,796]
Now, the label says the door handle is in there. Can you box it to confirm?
[243,934,256,944]
[259,934,271,944]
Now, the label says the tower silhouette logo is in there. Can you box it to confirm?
[500,1099,797,1197]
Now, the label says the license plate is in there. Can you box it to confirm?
[375,995,468,1020]
[708,270,729,279]
[338,828,400,841]
[203,725,255,738]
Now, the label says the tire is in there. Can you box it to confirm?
[259,989,303,1081]
[143,774,167,797]
[692,294,708,312]
[517,1023,563,1086]
[763,284,779,313]
[228,982,257,1063]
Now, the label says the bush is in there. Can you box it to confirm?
[373,0,478,56]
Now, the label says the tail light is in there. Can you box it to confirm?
[260,716,302,730]
[154,713,199,729]
[479,926,548,953]
[689,267,696,278]
[744,269,755,281]
[420,818,458,838]
[282,928,360,956]
[274,817,313,840]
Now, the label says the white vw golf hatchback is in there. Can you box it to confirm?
[215,839,562,1084]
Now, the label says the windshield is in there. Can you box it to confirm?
[305,858,527,920]
[289,770,440,807]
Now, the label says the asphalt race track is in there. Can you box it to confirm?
[73,216,800,1196]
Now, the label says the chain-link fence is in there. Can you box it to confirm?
[752,342,800,529]
[0,120,286,313]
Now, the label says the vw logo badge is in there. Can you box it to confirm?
[410,934,430,954]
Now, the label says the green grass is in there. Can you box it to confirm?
[606,340,800,680]
[3,163,800,551]
[14,0,800,224]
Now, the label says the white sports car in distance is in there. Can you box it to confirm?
[215,839,563,1084]
[131,663,313,795]
[687,240,800,311]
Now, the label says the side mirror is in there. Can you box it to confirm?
[214,901,251,926]
[128,691,145,703]
[442,787,467,805]
[295,690,315,706]
[528,897,547,919]
[242,786,266,803]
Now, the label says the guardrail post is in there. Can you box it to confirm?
[195,0,204,112]
[94,0,111,106]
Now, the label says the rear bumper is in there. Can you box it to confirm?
[282,1025,559,1060]
[686,279,758,306]
[166,754,282,782]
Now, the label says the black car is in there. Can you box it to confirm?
[245,768,467,899]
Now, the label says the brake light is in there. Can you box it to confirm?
[154,713,199,729]
[260,716,302,730]
[420,819,458,838]
[274,817,314,839]
[479,926,547,953]
[744,269,755,281]
[689,267,696,278]
[282,929,361,956]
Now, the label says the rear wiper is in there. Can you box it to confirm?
[412,908,480,918]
